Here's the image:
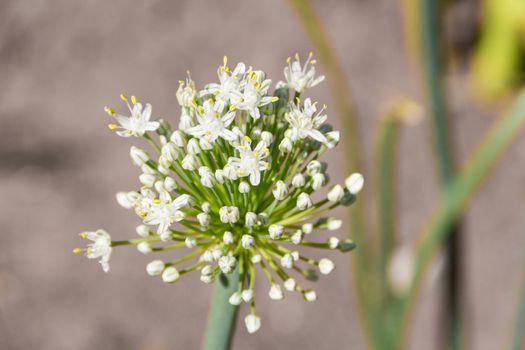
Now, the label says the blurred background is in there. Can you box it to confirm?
[1,0,524,349]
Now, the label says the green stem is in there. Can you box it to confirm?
[397,86,525,349]
[202,269,240,350]
[286,0,373,346]
[509,258,525,350]
[418,1,460,348]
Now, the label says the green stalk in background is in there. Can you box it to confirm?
[286,0,374,346]
[418,0,461,348]
[509,258,525,350]
[202,270,240,350]
[398,87,525,349]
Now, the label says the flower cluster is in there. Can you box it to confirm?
[76,53,363,334]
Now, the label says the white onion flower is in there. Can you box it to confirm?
[77,54,362,334]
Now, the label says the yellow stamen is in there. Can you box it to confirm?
[79,232,88,238]
[108,123,119,130]
[119,94,128,102]
[271,96,279,102]
[73,247,82,254]
[104,106,116,115]
[229,104,237,111]
[223,55,228,67]
[238,169,245,176]
[131,95,137,105]
[244,136,252,144]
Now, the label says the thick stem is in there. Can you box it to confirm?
[418,0,461,349]
[202,269,240,350]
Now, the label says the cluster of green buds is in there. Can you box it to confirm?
[75,53,363,334]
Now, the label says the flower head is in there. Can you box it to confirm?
[77,54,362,334]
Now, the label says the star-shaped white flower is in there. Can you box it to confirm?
[227,138,270,186]
[204,57,245,112]
[283,52,325,93]
[143,194,193,235]
[285,98,327,143]
[185,100,236,142]
[80,229,112,273]
[236,70,276,120]
[107,97,160,137]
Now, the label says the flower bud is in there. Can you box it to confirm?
[170,130,185,147]
[245,212,257,227]
[185,237,197,248]
[291,230,304,244]
[280,253,294,268]
[130,146,149,166]
[222,164,238,180]
[327,218,342,231]
[302,223,313,234]
[258,212,269,225]
[218,255,237,274]
[116,191,135,209]
[199,167,215,188]
[178,112,194,131]
[164,176,177,191]
[141,163,156,175]
[201,201,211,213]
[261,131,274,144]
[197,213,211,227]
[219,206,239,223]
[146,260,165,276]
[307,160,322,175]
[162,266,180,283]
[296,192,312,210]
[187,138,201,155]
[292,174,306,187]
[223,231,234,244]
[181,154,197,170]
[269,284,284,300]
[199,138,213,150]
[338,239,356,252]
[239,181,250,193]
[327,184,344,202]
[241,289,254,302]
[229,292,242,305]
[325,130,340,149]
[244,314,261,334]
[345,173,364,195]
[241,234,255,249]
[136,225,150,237]
[139,173,156,188]
[137,242,152,255]
[304,290,317,302]
[251,254,262,264]
[284,278,296,291]
[279,137,293,153]
[176,79,196,107]
[311,173,326,191]
[318,258,335,274]
[268,225,283,240]
[215,169,225,184]
[328,236,340,249]
[272,181,288,200]
[161,142,178,163]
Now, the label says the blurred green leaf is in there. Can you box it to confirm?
[398,86,525,347]
[509,258,525,350]
[472,0,525,100]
